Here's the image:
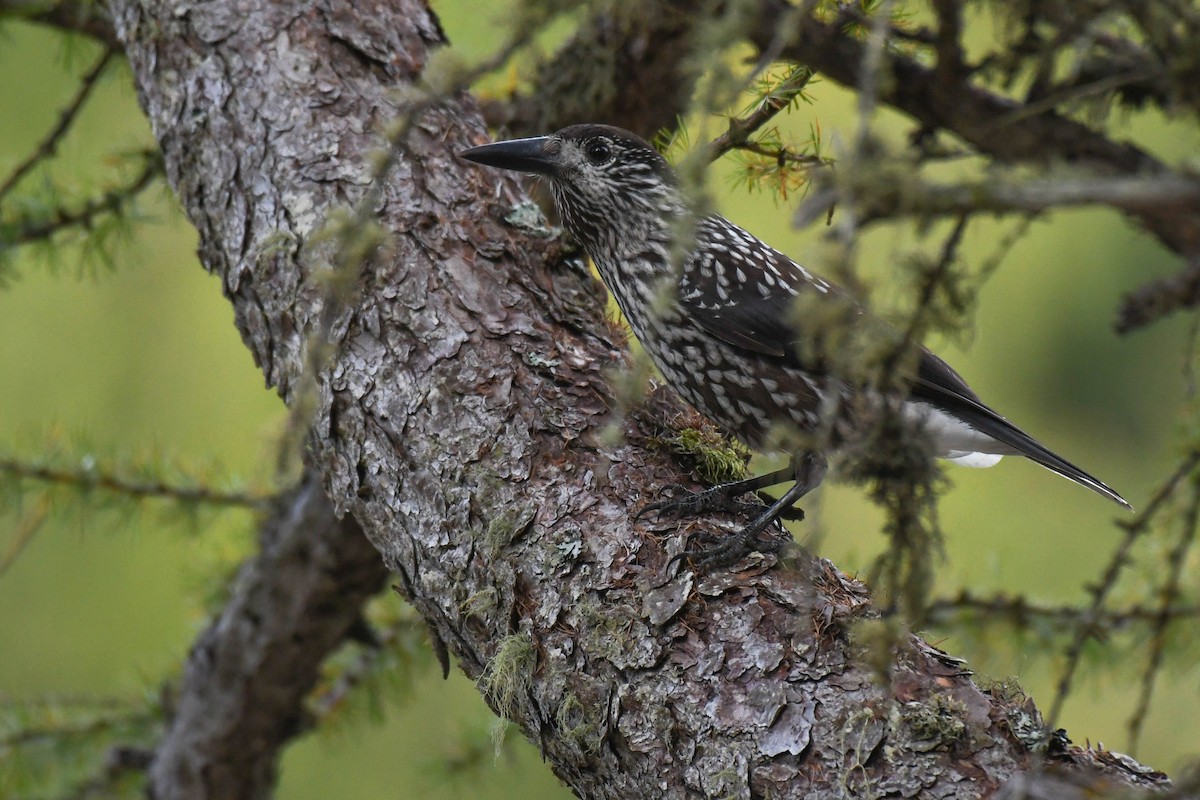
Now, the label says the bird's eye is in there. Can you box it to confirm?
[585,139,613,166]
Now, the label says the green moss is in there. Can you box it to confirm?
[484,505,536,553]
[576,600,637,664]
[461,587,498,621]
[708,765,744,800]
[899,694,967,751]
[652,425,751,485]
[523,351,561,369]
[555,692,600,755]
[480,633,536,721]
[504,201,558,239]
[257,228,298,259]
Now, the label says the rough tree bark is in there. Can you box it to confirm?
[148,469,389,797]
[6,3,706,796]
[105,0,1172,797]
[481,1,702,139]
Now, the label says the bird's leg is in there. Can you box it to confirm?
[636,465,794,522]
[688,452,827,569]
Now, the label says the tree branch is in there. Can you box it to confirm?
[146,468,390,799]
[0,0,118,46]
[0,44,116,202]
[1116,259,1200,334]
[1046,448,1200,730]
[927,590,1200,631]
[3,150,162,247]
[707,65,815,161]
[796,169,1200,229]
[748,2,1200,257]
[109,0,1173,796]
[481,1,701,140]
[0,456,271,509]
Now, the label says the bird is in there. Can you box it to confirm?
[460,123,1131,565]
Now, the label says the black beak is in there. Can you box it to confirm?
[459,136,559,177]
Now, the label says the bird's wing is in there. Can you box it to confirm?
[680,226,991,408]
[684,292,793,359]
[677,221,1131,508]
[678,228,846,368]
[682,269,980,403]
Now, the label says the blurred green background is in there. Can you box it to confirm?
[0,3,1194,797]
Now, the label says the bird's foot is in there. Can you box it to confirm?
[636,484,761,521]
[640,480,807,570]
[655,503,802,571]
[683,513,797,570]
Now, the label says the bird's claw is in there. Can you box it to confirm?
[637,485,753,521]
[633,483,693,520]
[640,484,803,572]
[682,523,791,571]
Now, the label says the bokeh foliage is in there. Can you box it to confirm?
[1,0,1198,797]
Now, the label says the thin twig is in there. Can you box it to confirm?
[927,589,1200,630]
[707,65,815,163]
[0,457,272,509]
[832,0,896,279]
[0,705,153,748]
[1046,448,1200,731]
[837,5,936,46]
[982,67,1162,133]
[5,152,163,246]
[1127,479,1200,754]
[0,495,50,578]
[884,213,969,390]
[307,613,428,722]
[729,139,827,167]
[1117,258,1200,335]
[0,45,117,204]
[860,225,966,624]
[856,171,1200,222]
[930,0,964,83]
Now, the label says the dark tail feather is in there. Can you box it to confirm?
[959,406,1133,511]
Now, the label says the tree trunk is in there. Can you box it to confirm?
[147,468,388,797]
[109,0,1170,797]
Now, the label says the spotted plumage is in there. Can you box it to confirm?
[461,124,1130,562]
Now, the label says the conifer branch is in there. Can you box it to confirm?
[306,611,433,724]
[0,456,272,510]
[751,1,1200,256]
[0,1,118,47]
[729,138,826,167]
[0,694,157,798]
[1046,448,1200,731]
[3,151,163,248]
[0,494,50,578]
[707,65,815,162]
[0,704,153,748]
[927,590,1200,630]
[0,45,117,204]
[1127,478,1200,754]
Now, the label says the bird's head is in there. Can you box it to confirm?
[460,124,681,256]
